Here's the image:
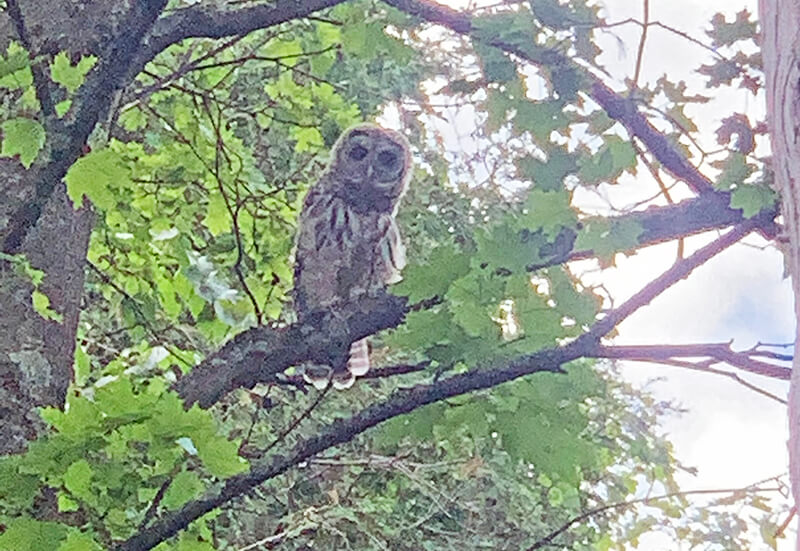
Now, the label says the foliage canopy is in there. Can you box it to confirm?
[0,1,789,550]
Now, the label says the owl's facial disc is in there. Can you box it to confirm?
[343,132,371,169]
[347,143,368,161]
[374,147,403,183]
[337,128,407,197]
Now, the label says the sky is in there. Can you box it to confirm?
[432,0,795,547]
[591,1,795,546]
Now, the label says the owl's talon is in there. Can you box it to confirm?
[300,364,332,389]
[331,370,355,389]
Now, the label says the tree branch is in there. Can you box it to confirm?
[1,1,168,253]
[134,0,348,74]
[174,293,410,408]
[594,342,791,381]
[117,220,752,551]
[582,222,757,341]
[527,480,784,550]
[381,0,719,197]
[527,192,777,271]
[5,0,59,127]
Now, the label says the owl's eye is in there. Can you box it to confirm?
[348,145,368,161]
[377,150,398,168]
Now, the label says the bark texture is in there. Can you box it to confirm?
[0,0,164,453]
[0,165,92,453]
[759,1,800,547]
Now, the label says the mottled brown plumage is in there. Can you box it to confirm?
[293,124,412,389]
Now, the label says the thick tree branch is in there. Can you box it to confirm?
[177,199,762,407]
[1,1,168,253]
[118,222,751,551]
[135,0,347,73]
[527,192,777,271]
[174,293,410,408]
[382,0,716,196]
[594,342,791,381]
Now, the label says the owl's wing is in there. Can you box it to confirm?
[292,185,325,316]
[376,213,406,285]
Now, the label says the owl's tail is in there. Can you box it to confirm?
[299,338,370,390]
[347,338,370,376]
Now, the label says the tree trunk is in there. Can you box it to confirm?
[759,1,800,547]
[0,0,135,453]
[0,166,92,453]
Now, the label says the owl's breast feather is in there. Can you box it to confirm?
[337,182,392,214]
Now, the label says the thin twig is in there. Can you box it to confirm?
[631,0,649,89]
[526,482,784,550]
[582,222,755,341]
[6,0,59,126]
[139,461,184,529]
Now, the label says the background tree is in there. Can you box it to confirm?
[0,1,791,550]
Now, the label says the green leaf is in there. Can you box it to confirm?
[176,535,216,551]
[162,470,204,510]
[486,89,512,132]
[523,189,576,239]
[443,403,489,438]
[40,394,102,436]
[446,273,502,338]
[203,192,231,236]
[713,152,754,190]
[474,43,517,83]
[513,100,568,143]
[377,403,447,445]
[50,52,96,93]
[72,344,91,386]
[547,486,564,506]
[193,430,247,478]
[494,375,598,483]
[517,147,578,191]
[65,148,130,209]
[471,12,540,59]
[1,118,45,168]
[291,126,324,153]
[505,274,562,351]
[475,223,547,273]
[575,217,645,262]
[393,243,470,302]
[730,184,778,218]
[31,289,63,322]
[578,136,637,184]
[64,459,94,504]
[57,493,80,512]
[341,22,385,57]
[58,530,101,551]
[0,47,29,80]
[0,518,67,551]
[707,10,757,48]
[548,268,600,325]
[385,308,452,352]
[0,457,38,508]
[0,42,33,90]
[119,107,147,131]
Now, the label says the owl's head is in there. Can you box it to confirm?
[328,124,412,212]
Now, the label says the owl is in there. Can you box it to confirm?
[293,123,412,389]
